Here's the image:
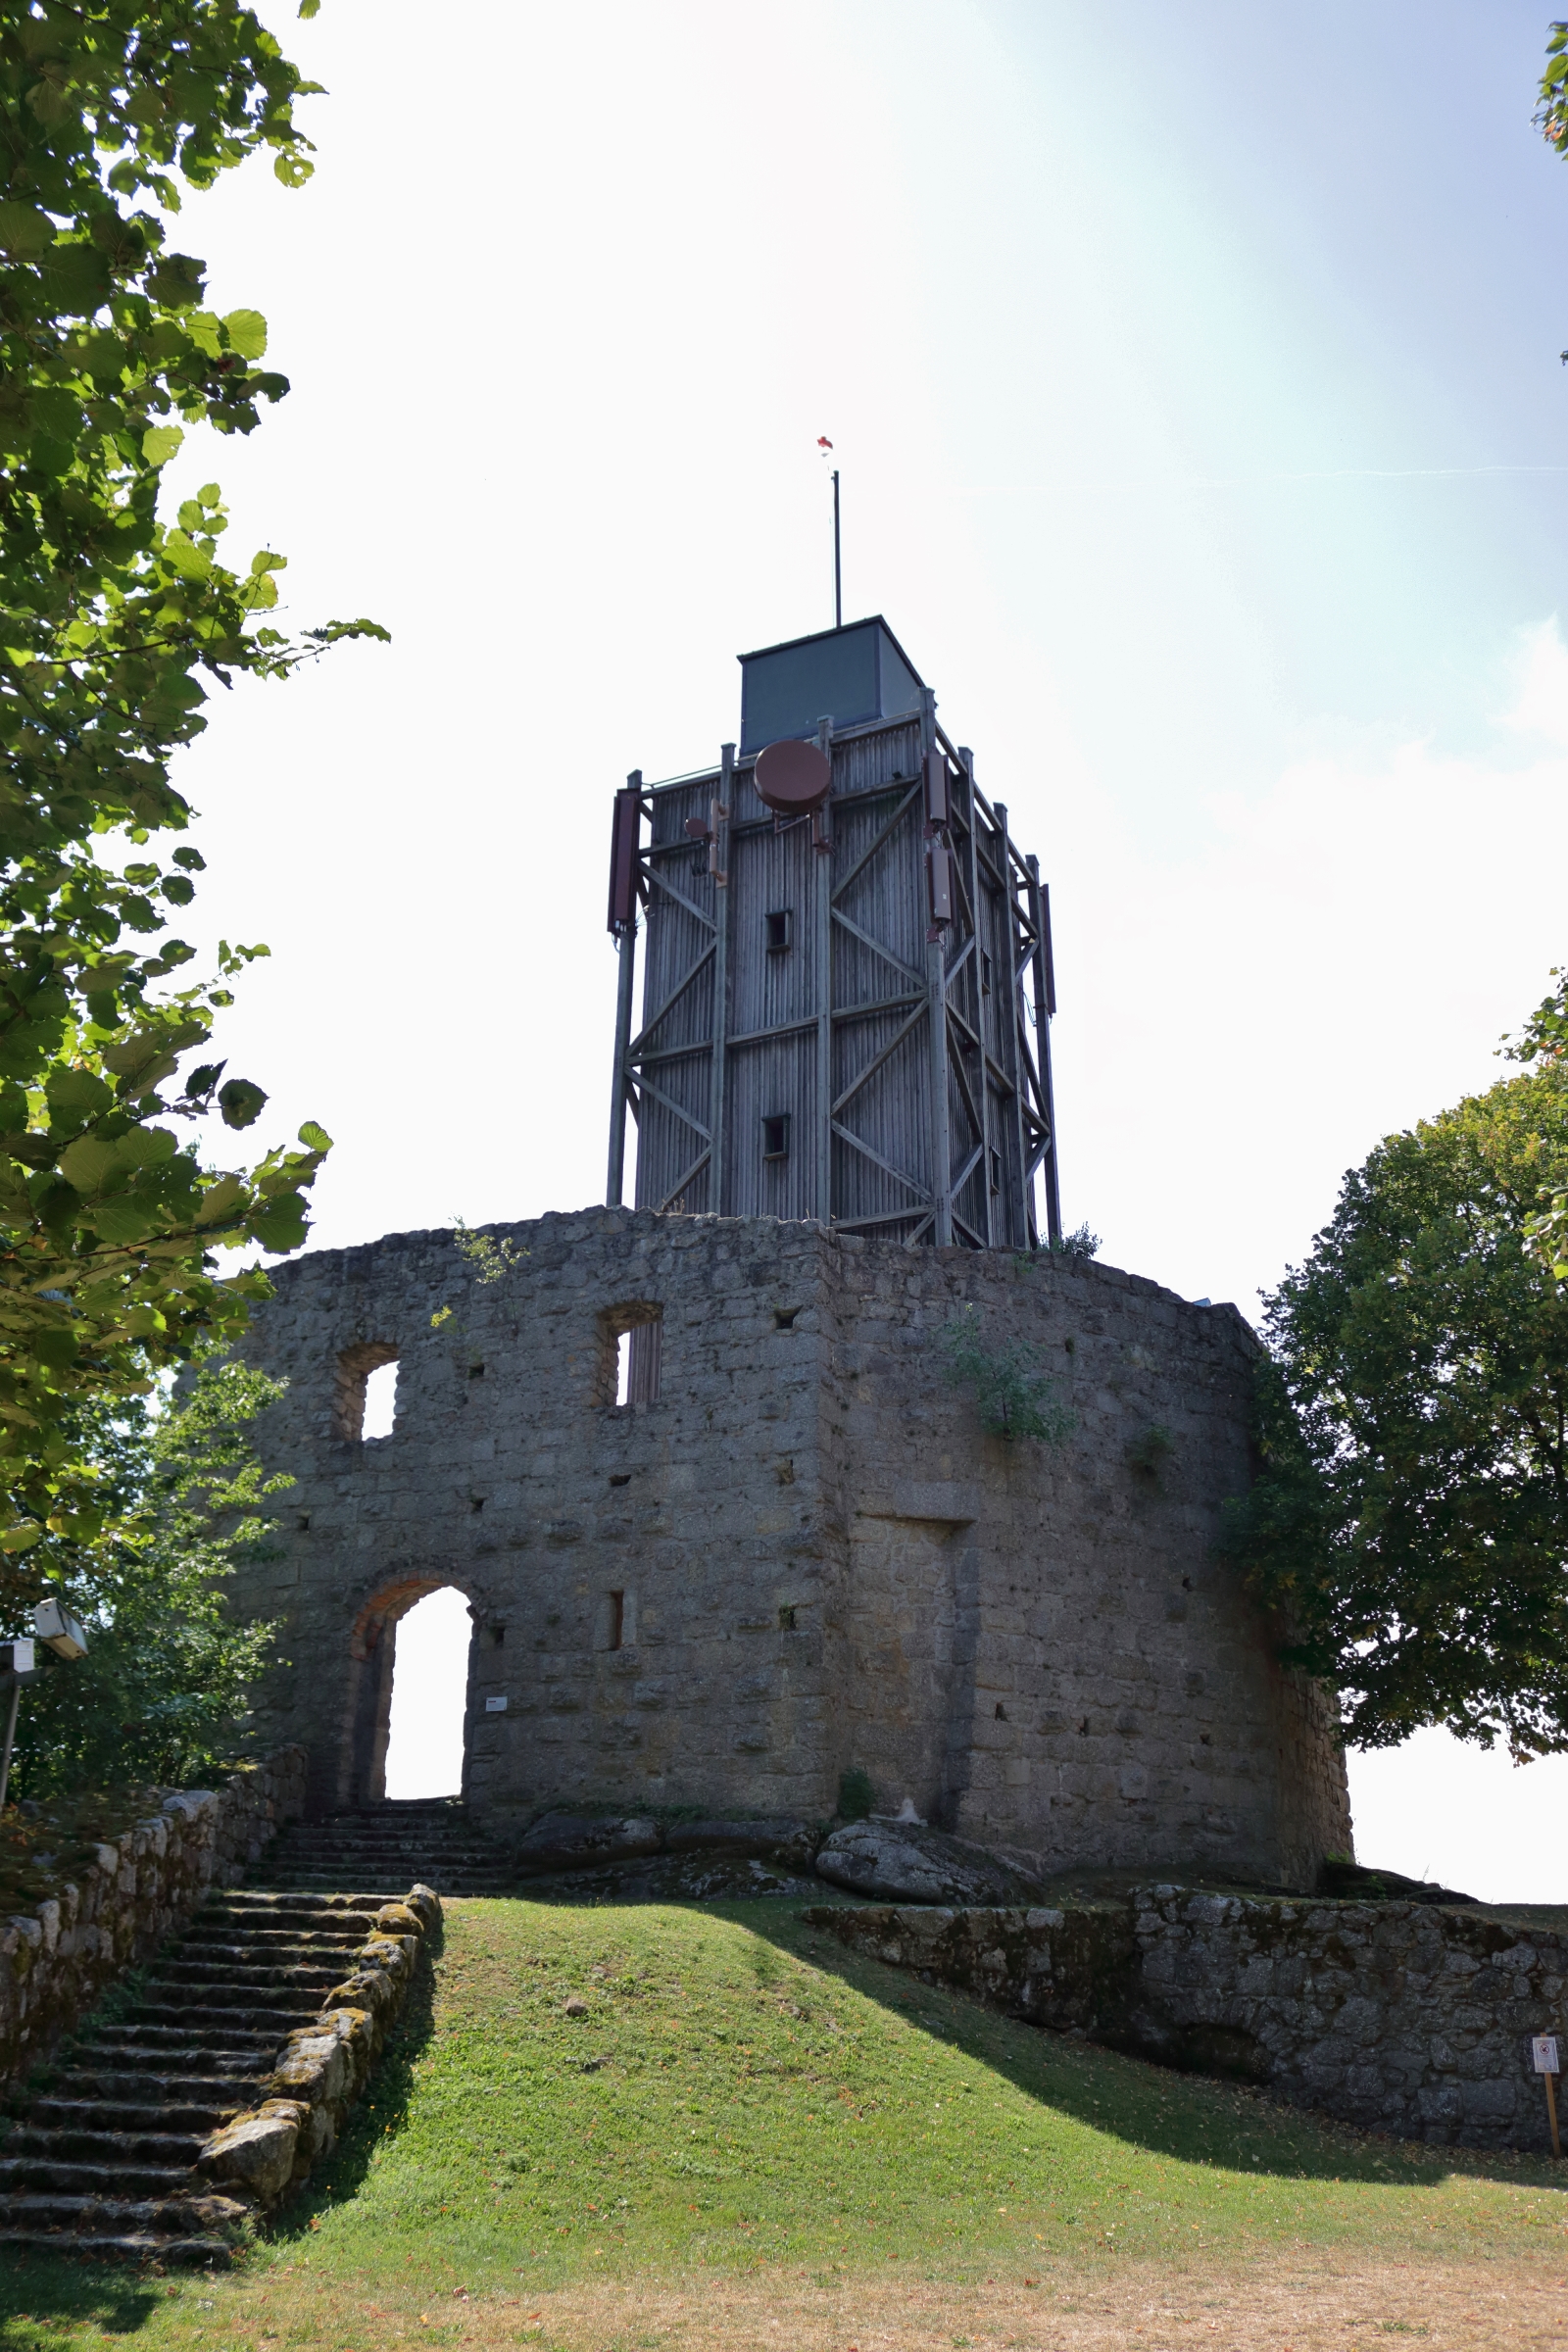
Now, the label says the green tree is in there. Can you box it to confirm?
[0,2,384,1593]
[11,1356,287,1795]
[1219,1060,1568,1758]
[1501,965,1568,1280]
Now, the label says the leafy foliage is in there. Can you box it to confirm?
[0,3,384,1591]
[1540,24,1568,158]
[940,1307,1072,1445]
[9,1356,286,1795]
[1218,1061,1568,1757]
[1044,1221,1101,1261]
[1501,966,1568,1281]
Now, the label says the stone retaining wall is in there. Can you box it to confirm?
[0,1746,307,2090]
[807,1886,1568,2153]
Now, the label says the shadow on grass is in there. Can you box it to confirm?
[268,1905,445,2242]
[0,2263,173,2342]
[699,1894,1568,2200]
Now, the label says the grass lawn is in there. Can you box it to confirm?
[2,1894,1566,2348]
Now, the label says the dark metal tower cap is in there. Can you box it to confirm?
[754,737,831,815]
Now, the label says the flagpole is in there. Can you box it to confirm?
[832,469,842,629]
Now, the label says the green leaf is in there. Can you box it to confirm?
[58,1137,120,1195]
[218,1078,269,1130]
[161,529,210,580]
[142,424,185,466]
[223,308,268,360]
[40,242,112,316]
[250,1197,309,1252]
[298,1121,333,1152]
[0,203,54,261]
[0,1526,44,1554]
[90,1196,157,1247]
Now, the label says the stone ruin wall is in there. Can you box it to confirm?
[231,1208,1350,1888]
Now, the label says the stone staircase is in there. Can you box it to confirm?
[249,1799,516,1896]
[0,1888,386,2264]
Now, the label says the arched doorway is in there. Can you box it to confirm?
[385,1588,471,1797]
[340,1578,474,1810]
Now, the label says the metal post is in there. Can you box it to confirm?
[1026,854,1062,1247]
[0,1676,23,1816]
[814,715,835,1225]
[921,691,954,1246]
[708,743,734,1217]
[832,470,842,630]
[606,770,642,1208]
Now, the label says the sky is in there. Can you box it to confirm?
[157,1,1568,1896]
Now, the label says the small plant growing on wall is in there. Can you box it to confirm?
[1046,1222,1102,1261]
[837,1767,874,1822]
[940,1309,1073,1444]
[1127,1423,1176,1481]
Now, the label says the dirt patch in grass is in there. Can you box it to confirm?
[7,2253,1560,2351]
[501,2257,1568,2347]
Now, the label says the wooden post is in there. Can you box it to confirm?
[1025,854,1062,1248]
[606,770,642,1208]
[814,715,835,1226]
[921,690,954,1246]
[959,748,996,1247]
[995,803,1031,1250]
[708,743,733,1218]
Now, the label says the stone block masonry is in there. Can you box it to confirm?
[0,1745,306,2092]
[233,1208,1350,1887]
[809,1889,1568,2153]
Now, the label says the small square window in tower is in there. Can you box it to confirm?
[762,1113,790,1162]
[764,908,792,953]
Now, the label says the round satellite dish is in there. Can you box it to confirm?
[754,737,831,816]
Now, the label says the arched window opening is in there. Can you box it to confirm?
[383,1587,470,1798]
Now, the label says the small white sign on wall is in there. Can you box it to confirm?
[1533,2035,1559,2076]
[485,1695,509,1713]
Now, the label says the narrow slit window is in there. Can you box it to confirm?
[764,908,792,953]
[334,1342,400,1442]
[364,1361,397,1437]
[609,1591,624,1651]
[762,1113,790,1162]
[981,949,994,994]
[989,1147,1004,1194]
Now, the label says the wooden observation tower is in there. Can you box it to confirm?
[605,617,1060,1249]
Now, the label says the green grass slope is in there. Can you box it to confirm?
[1,1893,1565,2346]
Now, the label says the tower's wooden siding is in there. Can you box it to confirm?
[622,705,1057,1247]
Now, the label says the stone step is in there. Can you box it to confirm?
[0,2154,197,2195]
[62,2049,269,2078]
[150,1962,348,1989]
[0,2189,248,2233]
[27,2096,243,2134]
[46,2072,270,2106]
[0,2227,241,2264]
[82,2026,282,2057]
[5,2125,204,2164]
